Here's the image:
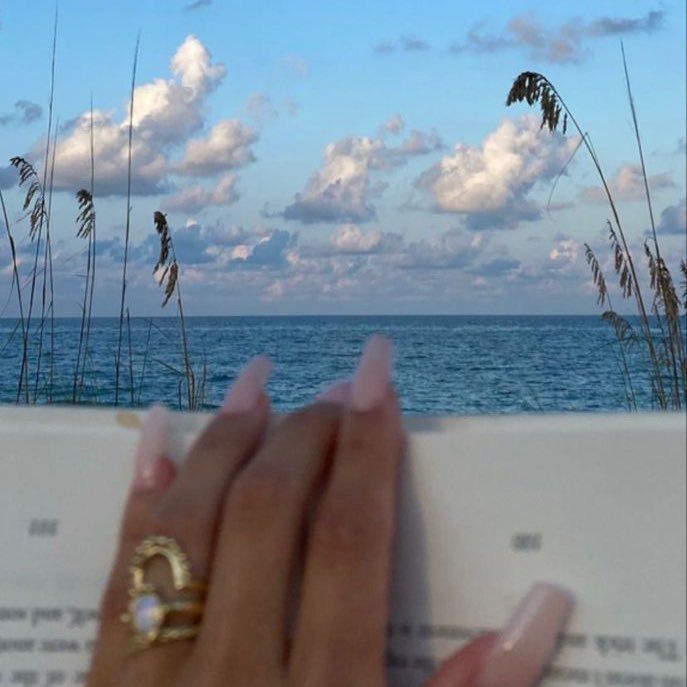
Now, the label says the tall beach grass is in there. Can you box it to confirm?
[506,45,686,410]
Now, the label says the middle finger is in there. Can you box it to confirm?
[196,400,344,681]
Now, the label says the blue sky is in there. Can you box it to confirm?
[0,0,685,315]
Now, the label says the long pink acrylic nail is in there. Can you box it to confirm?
[476,582,574,687]
[222,355,272,413]
[316,379,352,405]
[351,335,393,411]
[133,405,171,492]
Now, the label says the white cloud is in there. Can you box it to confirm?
[44,35,237,195]
[451,10,664,64]
[328,224,402,254]
[163,172,240,214]
[0,164,16,190]
[238,230,295,266]
[51,109,170,195]
[280,55,310,78]
[395,229,487,269]
[176,119,257,176]
[383,114,405,135]
[549,238,580,265]
[656,198,686,235]
[284,137,394,223]
[184,0,212,11]
[0,100,43,126]
[397,130,444,156]
[285,129,444,224]
[374,36,431,54]
[129,36,225,143]
[284,99,300,117]
[170,34,226,97]
[415,116,578,229]
[245,93,277,124]
[580,163,674,204]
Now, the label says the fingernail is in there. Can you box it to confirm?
[222,355,272,413]
[133,405,170,492]
[316,379,352,405]
[476,583,573,687]
[351,335,393,411]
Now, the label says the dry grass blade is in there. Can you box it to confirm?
[584,241,638,409]
[9,157,47,240]
[74,98,98,404]
[115,33,140,406]
[34,124,59,403]
[506,72,568,134]
[154,210,171,272]
[136,319,153,405]
[646,242,680,323]
[644,240,683,406]
[584,243,607,306]
[607,221,633,299]
[658,262,678,321]
[601,310,635,343]
[546,135,584,216]
[1,188,29,402]
[75,189,95,238]
[73,187,97,402]
[162,262,179,307]
[153,211,178,306]
[645,241,657,291]
[126,308,135,405]
[152,210,195,408]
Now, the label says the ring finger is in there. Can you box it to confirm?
[88,357,272,687]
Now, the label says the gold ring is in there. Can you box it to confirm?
[120,536,206,650]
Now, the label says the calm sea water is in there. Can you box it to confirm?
[0,315,657,413]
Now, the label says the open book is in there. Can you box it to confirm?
[1,407,685,686]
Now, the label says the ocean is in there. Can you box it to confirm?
[0,315,657,413]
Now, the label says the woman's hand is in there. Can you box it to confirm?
[86,335,571,687]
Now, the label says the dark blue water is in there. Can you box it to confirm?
[0,316,657,413]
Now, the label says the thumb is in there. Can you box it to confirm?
[423,634,497,687]
[424,583,572,687]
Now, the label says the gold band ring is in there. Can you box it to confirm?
[120,536,206,650]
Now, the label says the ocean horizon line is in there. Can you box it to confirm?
[0,312,641,321]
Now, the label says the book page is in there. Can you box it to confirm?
[0,407,685,687]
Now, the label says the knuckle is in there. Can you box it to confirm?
[191,431,230,461]
[312,495,390,557]
[337,422,403,475]
[279,402,341,437]
[192,415,256,457]
[148,500,214,543]
[225,470,296,523]
[296,401,343,423]
[339,430,371,458]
